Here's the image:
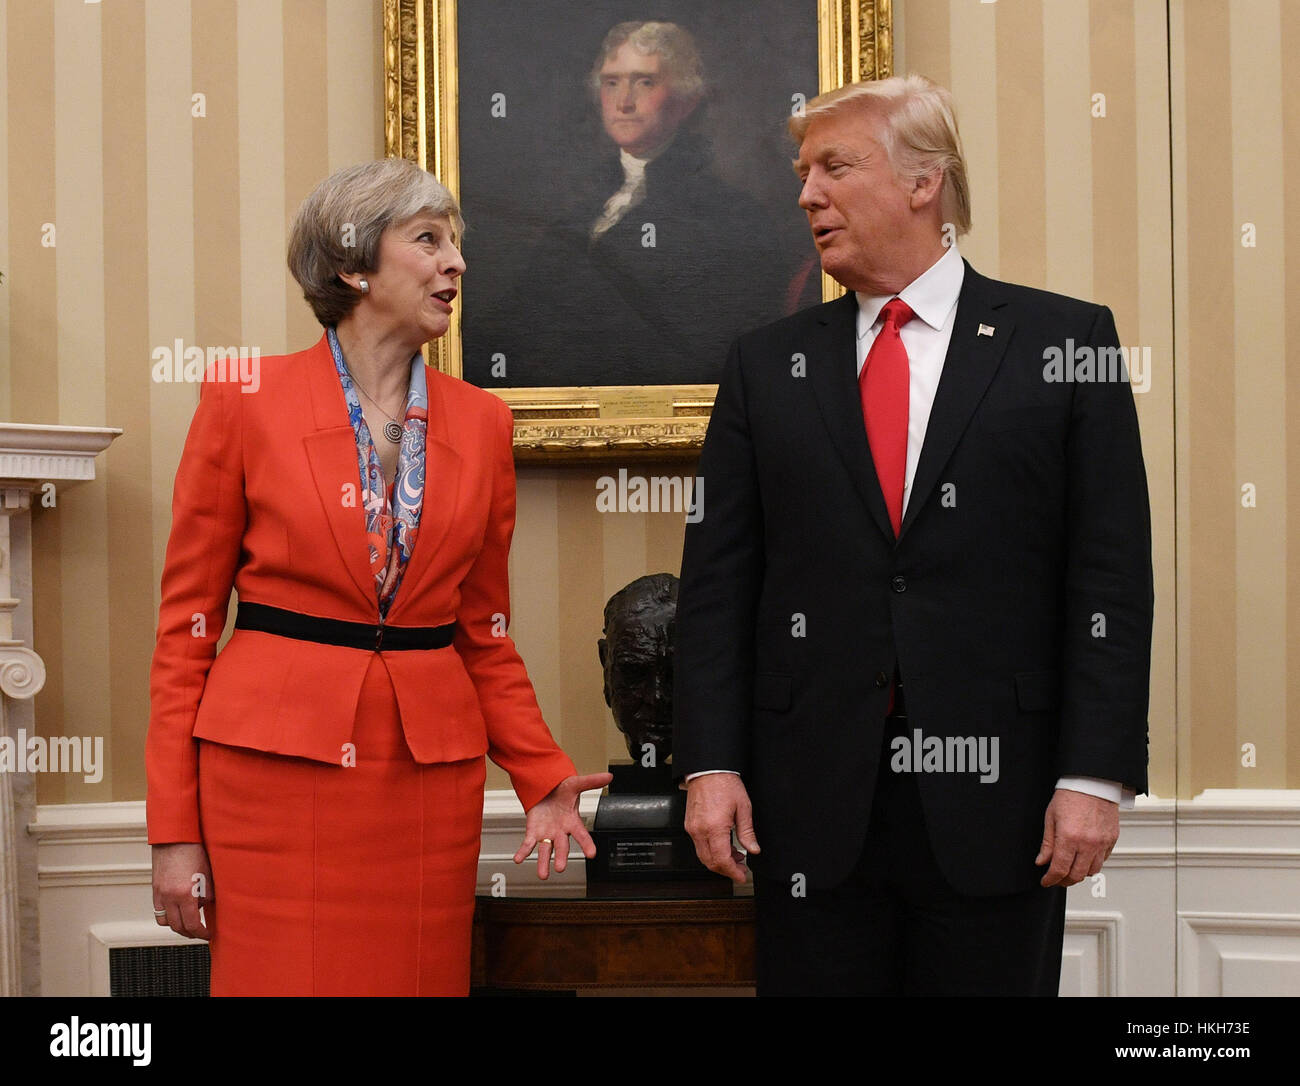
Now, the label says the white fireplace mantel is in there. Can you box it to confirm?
[0,423,122,487]
[0,421,120,996]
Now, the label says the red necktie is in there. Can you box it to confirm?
[860,298,915,539]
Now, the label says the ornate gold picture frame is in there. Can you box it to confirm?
[384,0,892,461]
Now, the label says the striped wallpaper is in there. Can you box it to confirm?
[4,0,386,804]
[1,0,1293,805]
[1170,0,1295,793]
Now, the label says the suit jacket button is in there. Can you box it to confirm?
[874,670,889,688]
[890,575,907,593]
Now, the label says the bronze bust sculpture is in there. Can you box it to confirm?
[590,572,722,887]
[598,572,678,765]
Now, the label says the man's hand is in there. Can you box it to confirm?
[684,773,759,883]
[1035,788,1119,887]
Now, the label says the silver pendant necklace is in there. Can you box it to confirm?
[347,369,404,443]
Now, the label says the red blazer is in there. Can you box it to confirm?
[146,333,576,843]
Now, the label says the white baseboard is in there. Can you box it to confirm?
[30,789,1300,996]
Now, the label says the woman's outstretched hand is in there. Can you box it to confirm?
[514,772,613,879]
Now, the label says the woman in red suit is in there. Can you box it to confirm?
[146,158,609,995]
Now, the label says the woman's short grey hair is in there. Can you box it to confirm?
[287,158,464,327]
[789,74,972,237]
[588,21,705,102]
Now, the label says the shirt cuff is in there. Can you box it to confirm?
[1056,775,1135,809]
[687,772,1134,809]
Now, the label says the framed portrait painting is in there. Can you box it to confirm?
[384,0,893,459]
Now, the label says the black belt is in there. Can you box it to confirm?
[234,601,456,652]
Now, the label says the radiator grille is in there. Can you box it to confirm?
[109,944,210,997]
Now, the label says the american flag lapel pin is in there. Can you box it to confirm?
[977,323,995,337]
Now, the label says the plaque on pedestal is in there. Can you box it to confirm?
[588,764,721,885]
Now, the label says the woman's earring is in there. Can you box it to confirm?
[358,278,370,294]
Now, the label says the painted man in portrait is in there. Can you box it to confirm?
[473,20,805,388]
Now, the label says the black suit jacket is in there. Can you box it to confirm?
[673,261,1153,896]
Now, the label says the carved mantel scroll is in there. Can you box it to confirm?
[0,647,45,701]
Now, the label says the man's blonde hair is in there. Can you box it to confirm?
[790,74,971,236]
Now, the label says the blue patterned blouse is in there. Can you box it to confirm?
[327,327,428,618]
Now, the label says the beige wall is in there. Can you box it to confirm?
[3,0,1294,804]
[900,0,1299,797]
[1170,0,1297,793]
[4,0,386,804]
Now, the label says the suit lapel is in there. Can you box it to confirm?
[899,263,1014,540]
[302,334,378,606]
[808,293,896,544]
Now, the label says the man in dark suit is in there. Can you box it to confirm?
[673,75,1153,995]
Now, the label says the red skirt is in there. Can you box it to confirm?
[198,653,486,995]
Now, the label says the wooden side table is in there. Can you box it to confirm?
[471,890,756,993]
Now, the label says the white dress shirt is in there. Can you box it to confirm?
[854,240,964,517]
[688,244,1132,809]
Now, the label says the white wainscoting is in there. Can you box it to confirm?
[30,790,1300,996]
[1173,790,1300,996]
